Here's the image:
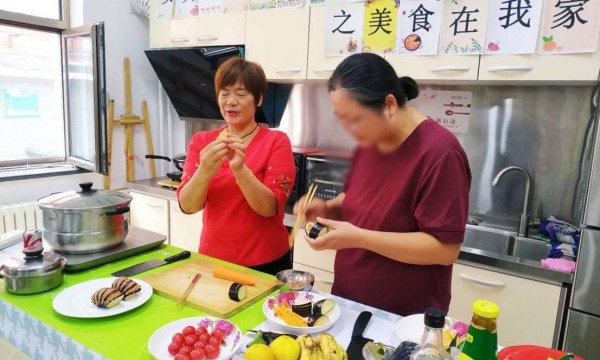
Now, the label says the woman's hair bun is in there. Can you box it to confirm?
[398,76,419,101]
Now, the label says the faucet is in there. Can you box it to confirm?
[492,166,533,237]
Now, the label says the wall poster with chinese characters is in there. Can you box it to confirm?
[439,0,489,55]
[485,0,544,54]
[396,0,444,55]
[538,0,600,54]
[412,90,473,134]
[157,0,175,20]
[310,0,325,6]
[325,0,365,56]
[174,0,198,18]
[363,0,399,53]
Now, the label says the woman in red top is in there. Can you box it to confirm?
[295,53,471,315]
[178,57,295,275]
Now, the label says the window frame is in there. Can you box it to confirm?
[0,0,69,30]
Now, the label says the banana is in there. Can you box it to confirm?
[336,344,348,360]
[315,333,345,360]
[298,334,317,360]
[311,346,325,360]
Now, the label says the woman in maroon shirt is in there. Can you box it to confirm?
[295,53,471,316]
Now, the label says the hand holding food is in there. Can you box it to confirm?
[198,140,229,178]
[224,135,246,171]
[304,217,361,251]
[293,196,327,221]
[305,222,329,239]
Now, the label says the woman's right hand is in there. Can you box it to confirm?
[293,195,327,221]
[197,140,228,178]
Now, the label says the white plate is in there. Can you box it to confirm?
[148,317,242,360]
[52,277,152,318]
[262,291,341,335]
[394,314,425,343]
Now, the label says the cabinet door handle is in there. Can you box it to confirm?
[275,68,303,73]
[429,66,470,72]
[197,35,219,41]
[315,276,334,285]
[313,68,336,73]
[170,37,190,43]
[487,65,533,72]
[146,203,164,209]
[459,273,505,288]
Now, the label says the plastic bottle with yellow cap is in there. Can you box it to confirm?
[458,300,499,360]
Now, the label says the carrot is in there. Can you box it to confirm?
[213,266,256,286]
[273,302,307,327]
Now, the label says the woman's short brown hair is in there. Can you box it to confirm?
[214,57,267,106]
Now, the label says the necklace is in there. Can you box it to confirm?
[227,124,259,139]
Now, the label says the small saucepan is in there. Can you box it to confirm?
[0,246,66,295]
[146,154,186,172]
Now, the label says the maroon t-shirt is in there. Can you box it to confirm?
[332,119,471,316]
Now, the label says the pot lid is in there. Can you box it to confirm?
[37,182,132,210]
[1,251,65,277]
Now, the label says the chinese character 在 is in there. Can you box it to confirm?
[409,4,435,32]
[450,6,479,35]
[552,0,589,29]
[332,10,355,34]
[499,0,532,28]
[369,8,393,35]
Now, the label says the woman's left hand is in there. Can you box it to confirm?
[225,135,246,171]
[304,217,363,251]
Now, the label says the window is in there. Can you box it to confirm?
[0,0,108,175]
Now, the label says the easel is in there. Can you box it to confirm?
[104,58,156,189]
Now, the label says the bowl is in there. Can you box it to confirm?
[276,269,315,291]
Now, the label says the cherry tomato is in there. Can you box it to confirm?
[193,340,207,350]
[211,329,225,339]
[198,333,211,343]
[179,346,192,355]
[182,326,196,336]
[196,326,209,336]
[204,344,220,359]
[168,342,181,356]
[174,354,191,360]
[189,348,207,360]
[208,337,221,347]
[172,333,185,345]
[184,334,199,346]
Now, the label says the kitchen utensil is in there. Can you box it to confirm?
[289,183,318,247]
[158,178,181,189]
[37,182,132,254]
[394,314,425,342]
[177,272,201,305]
[262,291,341,335]
[148,316,242,360]
[143,259,279,318]
[498,345,583,360]
[111,250,190,277]
[276,269,315,291]
[347,311,373,360]
[56,227,166,272]
[52,277,152,318]
[0,244,66,295]
[145,154,186,172]
[165,171,182,182]
[445,109,470,116]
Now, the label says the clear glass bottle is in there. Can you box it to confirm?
[410,308,449,360]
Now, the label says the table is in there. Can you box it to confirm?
[0,245,401,359]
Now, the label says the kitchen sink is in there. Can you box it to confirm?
[462,225,551,261]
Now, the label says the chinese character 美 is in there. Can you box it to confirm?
[369,8,393,35]
[499,0,532,28]
[333,10,355,34]
[450,6,479,35]
[552,0,589,29]
[409,4,435,32]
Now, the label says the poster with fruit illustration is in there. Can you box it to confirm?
[174,0,198,18]
[197,0,224,15]
[363,0,398,54]
[157,0,175,20]
[538,0,600,54]
[325,0,365,56]
[412,90,472,134]
[484,0,543,54]
[439,0,489,55]
[396,0,444,55]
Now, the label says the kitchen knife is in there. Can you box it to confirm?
[111,251,191,277]
[347,311,373,360]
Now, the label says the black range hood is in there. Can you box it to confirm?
[145,46,291,126]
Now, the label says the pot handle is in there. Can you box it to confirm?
[79,182,96,193]
[145,154,172,162]
[105,206,130,216]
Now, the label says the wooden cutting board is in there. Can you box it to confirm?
[142,259,280,318]
[157,179,181,188]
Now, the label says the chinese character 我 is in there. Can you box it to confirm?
[499,0,532,29]
[450,6,479,35]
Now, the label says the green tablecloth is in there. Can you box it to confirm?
[0,245,279,359]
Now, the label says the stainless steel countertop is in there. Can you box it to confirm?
[126,177,574,286]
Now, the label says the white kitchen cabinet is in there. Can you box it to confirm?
[294,263,334,294]
[449,263,562,347]
[169,200,203,252]
[384,54,480,82]
[292,231,335,272]
[128,192,170,241]
[245,7,310,80]
[306,6,344,80]
[195,13,246,46]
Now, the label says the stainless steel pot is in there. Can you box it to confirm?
[37,182,133,254]
[0,248,66,295]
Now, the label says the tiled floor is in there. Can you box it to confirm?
[0,337,31,360]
